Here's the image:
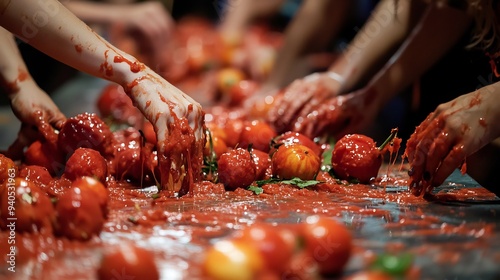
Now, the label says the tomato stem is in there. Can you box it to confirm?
[378,128,398,151]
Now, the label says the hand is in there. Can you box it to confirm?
[114,2,174,67]
[6,81,66,159]
[405,87,500,196]
[293,87,380,139]
[124,70,204,195]
[267,72,343,134]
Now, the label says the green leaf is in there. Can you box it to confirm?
[321,137,336,171]
[280,177,322,188]
[151,193,160,199]
[255,178,281,187]
[371,252,414,276]
[248,185,264,195]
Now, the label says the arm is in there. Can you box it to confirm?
[0,0,203,193]
[265,0,351,90]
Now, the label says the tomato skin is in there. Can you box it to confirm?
[204,133,228,160]
[216,68,246,96]
[19,165,53,187]
[63,147,108,184]
[55,185,104,240]
[272,144,320,180]
[272,131,322,157]
[203,239,264,280]
[301,215,353,275]
[0,154,17,184]
[24,140,65,176]
[228,80,258,107]
[235,224,294,274]
[223,119,244,148]
[239,120,277,153]
[251,149,272,180]
[71,176,109,217]
[97,244,160,280]
[331,134,382,183]
[218,148,256,191]
[0,178,55,233]
[58,113,115,159]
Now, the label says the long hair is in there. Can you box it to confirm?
[466,0,498,50]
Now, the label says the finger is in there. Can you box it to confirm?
[431,144,467,189]
[409,118,444,194]
[295,83,332,123]
[424,130,454,184]
[405,112,437,162]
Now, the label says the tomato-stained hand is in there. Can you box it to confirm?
[6,81,66,159]
[124,69,204,192]
[405,87,500,196]
[266,72,342,134]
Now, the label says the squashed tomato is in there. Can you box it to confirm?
[218,148,256,191]
[63,147,108,183]
[24,140,64,176]
[55,184,105,240]
[271,144,320,180]
[0,178,55,233]
[72,176,109,217]
[19,165,53,187]
[203,239,264,280]
[235,224,294,274]
[239,120,277,153]
[58,112,115,159]
[331,134,382,184]
[97,244,160,280]
[301,215,353,275]
[0,154,17,184]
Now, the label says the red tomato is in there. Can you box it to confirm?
[203,239,264,280]
[0,178,55,233]
[271,144,320,180]
[235,224,294,274]
[218,148,256,191]
[281,251,320,280]
[331,134,382,183]
[71,176,109,217]
[0,154,17,184]
[251,149,271,180]
[271,131,321,156]
[19,165,53,187]
[55,184,104,240]
[204,133,228,160]
[58,113,115,159]
[301,215,353,275]
[63,147,108,183]
[239,120,277,153]
[97,244,160,280]
[228,80,258,106]
[223,119,244,148]
[24,140,64,176]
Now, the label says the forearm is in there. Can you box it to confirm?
[331,0,426,94]
[0,0,143,88]
[370,4,472,107]
[266,0,351,88]
[0,27,36,95]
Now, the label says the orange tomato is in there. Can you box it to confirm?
[271,144,320,180]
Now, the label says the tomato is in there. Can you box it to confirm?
[55,184,105,240]
[281,251,320,280]
[228,80,258,106]
[345,271,392,280]
[218,148,256,191]
[0,154,17,184]
[223,119,244,148]
[271,144,320,180]
[203,239,264,280]
[24,140,65,176]
[235,224,294,274]
[58,112,115,159]
[0,178,55,233]
[63,147,108,183]
[97,244,160,280]
[251,149,272,180]
[248,94,277,120]
[19,165,53,187]
[113,135,157,185]
[142,120,157,145]
[239,120,277,153]
[301,215,353,275]
[72,176,109,217]
[216,67,245,96]
[331,134,382,183]
[271,131,321,156]
[204,132,228,160]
